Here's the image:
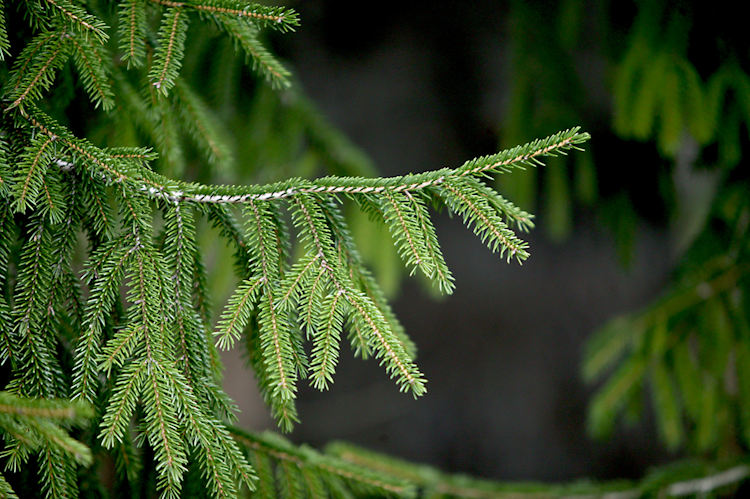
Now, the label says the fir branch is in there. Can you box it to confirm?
[229,428,415,499]
[33,0,109,43]
[150,87,187,175]
[0,391,92,499]
[0,138,10,198]
[98,323,144,375]
[244,320,300,432]
[99,362,146,448]
[215,276,264,349]
[149,5,190,95]
[142,361,188,498]
[434,177,530,262]
[381,189,435,278]
[173,80,234,169]
[344,289,426,396]
[407,190,454,292]
[245,200,298,405]
[295,258,328,339]
[10,133,58,214]
[462,176,535,232]
[69,33,114,110]
[0,1,10,60]
[37,167,68,224]
[150,0,299,31]
[0,474,18,499]
[38,442,79,498]
[4,26,71,111]
[204,203,254,275]
[309,292,347,390]
[161,202,207,382]
[318,200,415,357]
[0,392,91,421]
[22,105,587,209]
[11,216,63,399]
[159,363,255,497]
[118,0,148,68]
[72,237,135,402]
[78,170,116,241]
[216,17,291,88]
[0,205,17,366]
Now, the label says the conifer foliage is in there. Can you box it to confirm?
[0,1,589,498]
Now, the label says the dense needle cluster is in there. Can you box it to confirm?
[0,1,592,498]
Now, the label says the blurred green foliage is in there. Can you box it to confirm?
[499,0,750,459]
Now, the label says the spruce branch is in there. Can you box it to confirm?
[215,276,264,349]
[13,104,590,434]
[0,4,602,493]
[72,236,134,401]
[216,16,292,88]
[10,133,58,213]
[118,0,148,68]
[149,5,190,95]
[0,2,10,60]
[149,0,299,31]
[69,33,114,110]
[173,80,234,169]
[229,428,416,499]
[0,392,93,499]
[4,27,71,111]
[381,189,436,278]
[21,104,586,208]
[30,0,109,43]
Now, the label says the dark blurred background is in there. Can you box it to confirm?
[220,0,750,483]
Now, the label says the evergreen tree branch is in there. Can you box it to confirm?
[0,2,10,60]
[72,236,135,401]
[173,80,234,169]
[229,428,416,499]
[149,0,299,31]
[32,0,109,43]
[20,106,587,210]
[149,5,189,94]
[118,0,147,68]
[10,217,63,399]
[381,190,435,278]
[4,26,71,111]
[216,17,292,88]
[10,133,57,214]
[68,33,114,110]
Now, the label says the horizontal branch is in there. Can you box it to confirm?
[23,106,588,208]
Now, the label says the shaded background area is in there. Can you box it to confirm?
[220,0,727,482]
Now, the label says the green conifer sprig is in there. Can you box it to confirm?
[584,176,750,453]
[0,2,10,60]
[13,101,586,434]
[172,80,234,169]
[229,428,416,499]
[150,0,299,31]
[0,391,93,498]
[150,6,190,94]
[0,2,593,497]
[68,33,115,110]
[117,0,148,68]
[326,441,750,499]
[4,26,72,111]
[216,17,292,88]
[24,0,109,44]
